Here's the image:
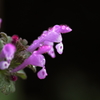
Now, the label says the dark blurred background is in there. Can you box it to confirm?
[0,0,100,100]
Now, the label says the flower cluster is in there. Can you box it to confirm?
[0,25,72,80]
[0,24,72,94]
[11,25,72,79]
[0,18,72,94]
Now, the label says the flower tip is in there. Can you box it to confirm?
[37,68,48,79]
[60,25,72,33]
[67,26,72,32]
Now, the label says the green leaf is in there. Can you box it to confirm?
[16,70,27,80]
[0,39,4,51]
[0,32,12,43]
[21,39,28,46]
[0,73,15,95]
[0,32,8,43]
[7,36,12,43]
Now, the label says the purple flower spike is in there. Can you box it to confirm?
[55,42,64,54]
[12,52,46,72]
[0,43,16,61]
[0,61,10,70]
[37,68,48,79]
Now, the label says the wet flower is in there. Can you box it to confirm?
[11,24,72,79]
[0,23,72,94]
[27,25,72,53]
[0,25,72,79]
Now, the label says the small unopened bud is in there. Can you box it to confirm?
[12,35,19,44]
[11,75,18,81]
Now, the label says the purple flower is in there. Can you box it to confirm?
[0,43,16,61]
[42,41,56,58]
[0,61,10,70]
[27,25,72,52]
[53,25,72,33]
[41,30,62,43]
[11,52,46,72]
[0,43,16,70]
[37,68,48,79]
[11,24,72,79]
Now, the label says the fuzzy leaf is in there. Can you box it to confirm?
[0,39,4,51]
[0,73,15,95]
[21,39,28,46]
[7,36,12,43]
[0,32,8,43]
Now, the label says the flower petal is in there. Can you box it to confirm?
[11,52,46,72]
[55,42,64,54]
[0,61,10,70]
[37,68,48,79]
[36,45,52,54]
[0,43,16,61]
[48,24,72,34]
[27,25,72,53]
[41,30,62,43]
[43,41,54,46]
[59,25,72,33]
[47,47,56,58]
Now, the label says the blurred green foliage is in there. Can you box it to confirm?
[0,79,25,100]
